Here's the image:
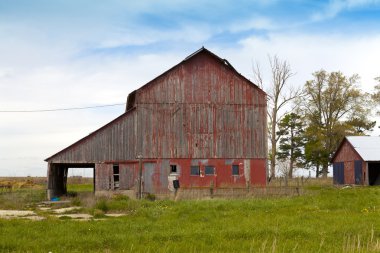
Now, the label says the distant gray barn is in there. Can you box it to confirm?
[331,136,380,185]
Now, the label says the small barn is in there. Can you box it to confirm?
[331,136,380,185]
[45,47,268,198]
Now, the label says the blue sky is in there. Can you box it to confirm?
[1,0,380,176]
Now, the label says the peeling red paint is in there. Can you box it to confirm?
[46,48,268,196]
[332,139,365,185]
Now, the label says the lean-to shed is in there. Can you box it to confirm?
[45,47,268,198]
[331,136,380,185]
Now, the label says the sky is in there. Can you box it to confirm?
[1,0,380,177]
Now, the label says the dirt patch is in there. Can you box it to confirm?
[51,207,82,214]
[1,209,126,221]
[56,213,93,220]
[0,210,45,220]
[23,216,46,221]
[0,210,35,217]
[105,213,127,217]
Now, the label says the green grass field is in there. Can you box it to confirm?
[0,185,379,252]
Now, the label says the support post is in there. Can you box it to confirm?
[47,163,54,200]
[93,167,96,193]
[138,154,143,199]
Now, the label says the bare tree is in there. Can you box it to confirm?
[253,55,301,180]
[277,158,291,177]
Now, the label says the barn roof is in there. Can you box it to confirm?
[131,47,265,98]
[334,136,380,162]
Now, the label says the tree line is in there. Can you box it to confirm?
[254,56,378,179]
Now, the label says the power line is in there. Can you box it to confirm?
[0,103,125,113]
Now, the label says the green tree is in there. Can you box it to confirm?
[345,116,376,135]
[303,125,326,177]
[371,77,380,112]
[276,113,305,178]
[301,70,374,178]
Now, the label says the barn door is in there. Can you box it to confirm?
[143,163,155,194]
[333,162,344,184]
[354,160,362,185]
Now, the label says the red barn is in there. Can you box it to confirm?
[331,136,380,185]
[45,48,268,198]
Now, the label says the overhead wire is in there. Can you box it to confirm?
[0,103,125,113]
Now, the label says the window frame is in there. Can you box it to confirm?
[113,164,120,189]
[190,165,200,176]
[170,164,177,174]
[205,165,215,175]
[232,165,239,176]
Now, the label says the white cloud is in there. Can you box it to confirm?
[2,30,380,176]
[228,17,277,33]
[311,0,380,21]
[216,33,380,93]
[218,32,380,138]
[97,25,213,49]
[0,47,187,176]
[1,0,380,177]
[0,68,13,78]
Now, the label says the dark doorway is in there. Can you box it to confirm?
[333,162,344,184]
[368,162,380,186]
[47,163,95,199]
[354,160,362,185]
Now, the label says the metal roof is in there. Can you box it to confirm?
[346,136,380,161]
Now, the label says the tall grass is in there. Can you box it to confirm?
[0,189,45,209]
[0,186,379,252]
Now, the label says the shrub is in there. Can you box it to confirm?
[145,193,156,201]
[112,194,130,201]
[95,198,109,212]
[66,191,78,197]
[71,197,81,206]
[93,209,106,218]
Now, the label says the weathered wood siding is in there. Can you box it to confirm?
[95,163,111,190]
[46,49,269,196]
[332,139,365,185]
[46,49,267,165]
[119,163,138,190]
[136,51,267,159]
[49,111,136,163]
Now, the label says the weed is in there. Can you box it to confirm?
[145,193,156,201]
[66,191,78,197]
[71,197,81,206]
[1,185,380,252]
[92,209,106,218]
[95,198,109,213]
[112,194,130,201]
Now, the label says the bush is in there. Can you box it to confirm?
[93,209,106,218]
[95,198,109,212]
[145,193,156,201]
[71,197,81,206]
[66,191,78,197]
[112,194,130,201]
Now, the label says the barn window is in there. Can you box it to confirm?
[190,166,200,176]
[205,166,215,175]
[232,165,239,176]
[113,164,120,189]
[170,165,177,174]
